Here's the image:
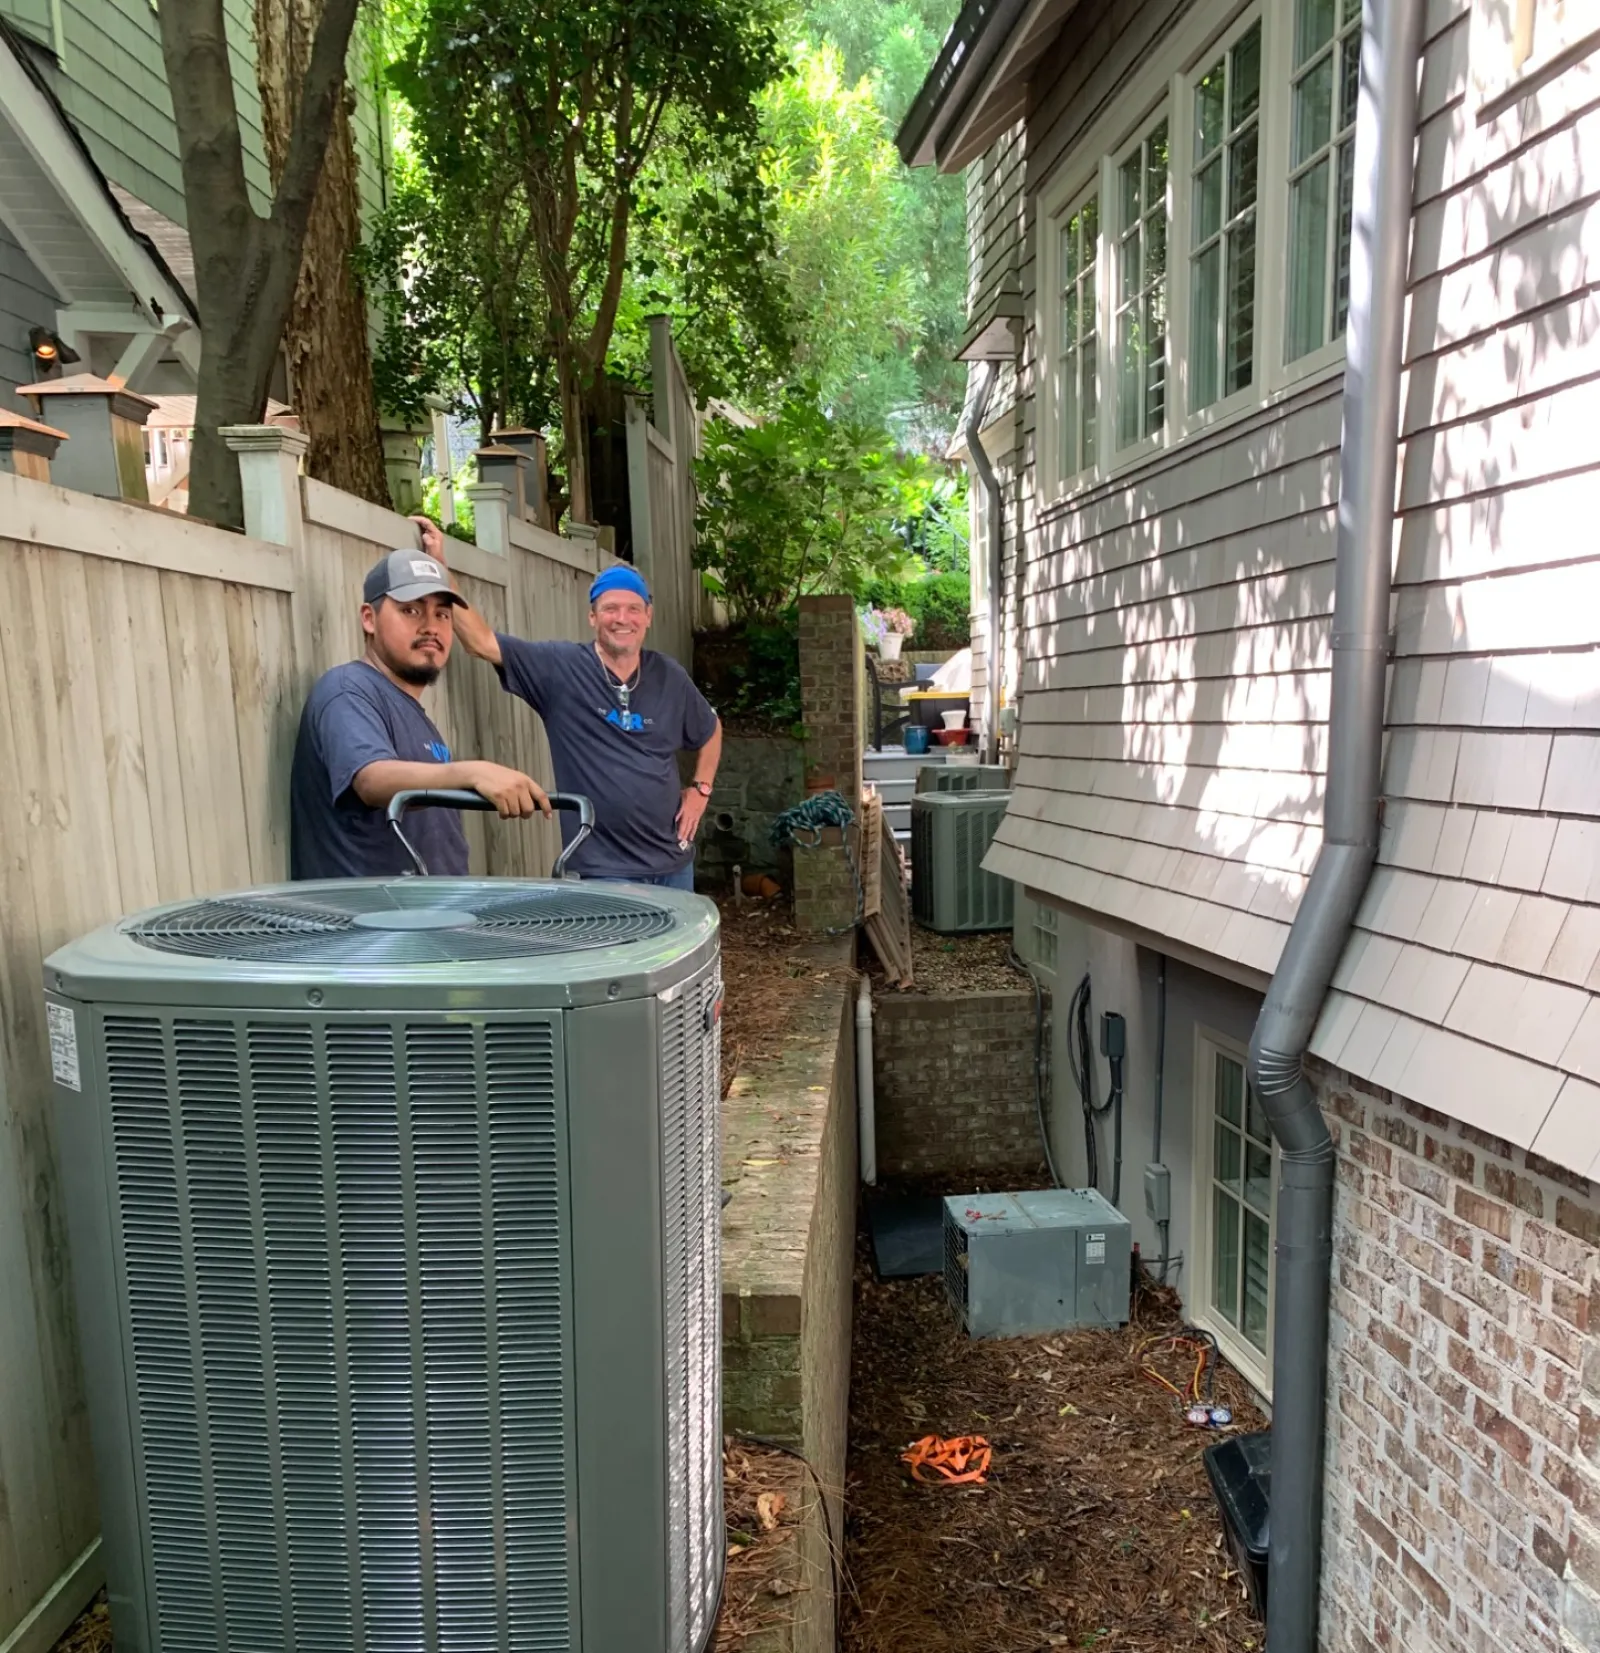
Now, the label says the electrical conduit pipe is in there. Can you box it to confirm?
[856,975,876,1186]
[1245,0,1424,1648]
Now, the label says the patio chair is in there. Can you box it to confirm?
[865,653,912,751]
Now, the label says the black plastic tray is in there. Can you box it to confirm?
[1202,1428,1270,1619]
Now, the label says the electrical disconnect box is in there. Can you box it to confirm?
[943,1189,1131,1338]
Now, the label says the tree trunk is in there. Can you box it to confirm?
[559,365,592,526]
[255,0,389,507]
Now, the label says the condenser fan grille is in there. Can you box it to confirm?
[124,882,676,964]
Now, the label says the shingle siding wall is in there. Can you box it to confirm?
[979,0,1600,1177]
[0,221,58,413]
[1306,7,1600,1174]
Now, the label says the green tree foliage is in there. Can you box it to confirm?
[695,392,922,621]
[389,0,782,520]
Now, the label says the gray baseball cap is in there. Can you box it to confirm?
[362,548,463,606]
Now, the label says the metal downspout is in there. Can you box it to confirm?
[963,363,1003,761]
[1245,0,1423,1647]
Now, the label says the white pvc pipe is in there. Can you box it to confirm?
[855,976,877,1185]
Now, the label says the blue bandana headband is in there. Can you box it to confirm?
[589,564,652,605]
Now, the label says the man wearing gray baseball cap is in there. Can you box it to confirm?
[289,546,550,879]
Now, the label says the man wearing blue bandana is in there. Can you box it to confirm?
[448,556,721,888]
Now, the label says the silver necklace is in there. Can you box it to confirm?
[595,644,641,711]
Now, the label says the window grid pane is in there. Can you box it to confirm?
[1188,21,1261,413]
[1060,197,1100,477]
[1286,0,1361,361]
[1116,120,1169,449]
[1209,1050,1274,1358]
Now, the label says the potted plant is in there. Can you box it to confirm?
[864,605,916,662]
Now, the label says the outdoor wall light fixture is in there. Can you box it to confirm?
[28,327,80,367]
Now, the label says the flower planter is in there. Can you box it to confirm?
[879,632,905,662]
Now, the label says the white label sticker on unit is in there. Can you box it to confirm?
[47,1003,81,1091]
[1085,1233,1106,1265]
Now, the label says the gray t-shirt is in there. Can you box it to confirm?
[290,660,469,879]
[496,637,717,879]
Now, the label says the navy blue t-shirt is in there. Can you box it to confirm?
[496,638,717,879]
[289,660,469,879]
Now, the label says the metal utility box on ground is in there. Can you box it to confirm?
[46,877,724,1653]
[910,790,1014,933]
[944,1189,1131,1338]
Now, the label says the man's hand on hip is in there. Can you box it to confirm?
[676,786,710,843]
[464,761,553,820]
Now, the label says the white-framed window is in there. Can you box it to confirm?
[1194,1030,1276,1393]
[1032,0,1368,503]
[969,463,991,611]
[1187,16,1262,413]
[1114,115,1171,452]
[1058,191,1101,481]
[1284,0,1362,363]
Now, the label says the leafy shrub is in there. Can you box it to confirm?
[693,613,803,730]
[860,569,970,650]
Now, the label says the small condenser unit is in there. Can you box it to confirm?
[45,875,724,1653]
[944,1190,1131,1338]
[915,763,1011,794]
[911,789,1015,933]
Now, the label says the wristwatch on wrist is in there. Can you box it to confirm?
[690,780,713,798]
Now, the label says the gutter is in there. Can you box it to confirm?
[962,363,1004,762]
[1244,0,1424,1647]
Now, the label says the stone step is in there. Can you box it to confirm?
[864,747,946,783]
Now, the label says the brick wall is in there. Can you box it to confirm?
[794,596,863,936]
[872,990,1047,1179]
[1316,1060,1600,1653]
[721,943,856,1653]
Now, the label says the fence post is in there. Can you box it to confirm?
[624,395,656,592]
[793,595,866,934]
[221,424,308,552]
[464,480,512,557]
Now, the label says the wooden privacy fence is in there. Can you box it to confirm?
[0,448,598,1651]
[627,316,700,667]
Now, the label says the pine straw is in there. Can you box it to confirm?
[715,1442,813,1649]
[50,1593,110,1653]
[717,896,846,1097]
[843,1245,1269,1653]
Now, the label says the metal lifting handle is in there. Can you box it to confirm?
[386,789,595,879]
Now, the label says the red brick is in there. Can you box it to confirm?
[1399,1230,1449,1283]
[1421,1205,1475,1260]
[1566,1517,1600,1592]
[1355,1497,1400,1560]
[1401,1548,1452,1616]
[1480,1239,1547,1302]
[1450,1255,1511,1323]
[1552,1277,1591,1331]
[1485,1162,1545,1218]
[1399,1156,1448,1206]
[1455,1187,1514,1241]
[1351,1131,1394,1178]
[1461,1122,1518,1163]
[1406,1100,1453,1130]
[1373,1112,1420,1154]
[1522,1220,1594,1282]
[1450,1336,1505,1398]
[1419,1280,1471,1338]
[1514,1383,1581,1457]
[1481,1320,1539,1381]
[1474,1396,1534,1466]
[1527,1151,1591,1196]
[1425,1134,1476,1182]
[1369,1317,1415,1372]
[1555,1194,1600,1249]
[1329,1089,1368,1127]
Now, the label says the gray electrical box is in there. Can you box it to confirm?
[45,877,725,1653]
[943,1189,1131,1338]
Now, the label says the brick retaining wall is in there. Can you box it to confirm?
[721,942,855,1653]
[871,990,1047,1179]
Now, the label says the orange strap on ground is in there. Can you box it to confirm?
[902,1433,993,1485]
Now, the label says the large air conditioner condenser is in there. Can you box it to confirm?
[915,763,1012,794]
[910,789,1015,933]
[46,866,724,1653]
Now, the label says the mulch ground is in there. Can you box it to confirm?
[50,1594,109,1652]
[841,1232,1268,1653]
[865,924,1022,995]
[717,894,846,1095]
